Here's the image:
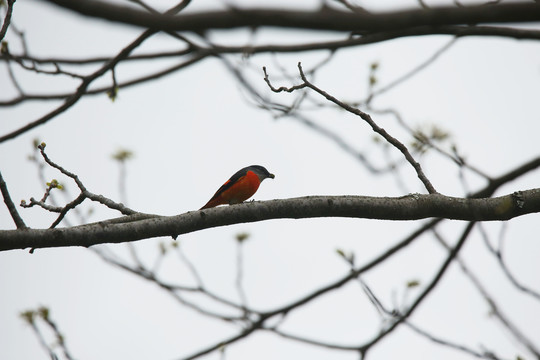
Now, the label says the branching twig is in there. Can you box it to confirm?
[0,52,208,107]
[357,222,475,356]
[478,224,540,301]
[9,55,86,79]
[20,306,76,360]
[264,63,438,194]
[370,107,491,180]
[21,143,138,228]
[39,2,540,33]
[0,0,193,143]
[91,246,248,321]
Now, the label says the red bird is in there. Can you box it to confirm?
[200,165,275,210]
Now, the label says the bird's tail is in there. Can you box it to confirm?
[200,199,218,210]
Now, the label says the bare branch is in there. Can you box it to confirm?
[2,25,540,69]
[5,152,538,250]
[2,189,539,251]
[39,1,540,33]
[3,25,540,108]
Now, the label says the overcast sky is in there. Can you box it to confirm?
[1,1,540,359]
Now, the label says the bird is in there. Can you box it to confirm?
[200,165,275,210]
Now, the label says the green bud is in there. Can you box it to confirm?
[236,232,250,242]
[38,306,49,320]
[20,310,35,324]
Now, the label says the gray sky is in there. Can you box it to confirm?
[1,1,539,359]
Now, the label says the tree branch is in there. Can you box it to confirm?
[2,25,539,69]
[0,52,208,107]
[3,25,540,108]
[39,1,540,33]
[1,189,539,251]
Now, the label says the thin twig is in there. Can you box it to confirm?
[37,143,137,216]
[0,0,15,41]
[406,322,502,360]
[20,143,139,229]
[0,170,27,229]
[370,107,491,180]
[5,58,24,95]
[0,53,208,108]
[235,239,248,309]
[366,37,458,103]
[175,244,205,287]
[478,223,540,301]
[92,246,247,321]
[356,222,476,357]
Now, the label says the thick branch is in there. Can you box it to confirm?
[40,1,540,33]
[2,25,539,70]
[1,189,539,251]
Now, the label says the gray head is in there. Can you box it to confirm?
[246,165,275,182]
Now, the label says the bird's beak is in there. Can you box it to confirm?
[268,173,275,179]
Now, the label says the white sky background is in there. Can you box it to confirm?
[1,0,540,359]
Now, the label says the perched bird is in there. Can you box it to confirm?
[200,165,275,210]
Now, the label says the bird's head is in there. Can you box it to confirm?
[249,165,275,181]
